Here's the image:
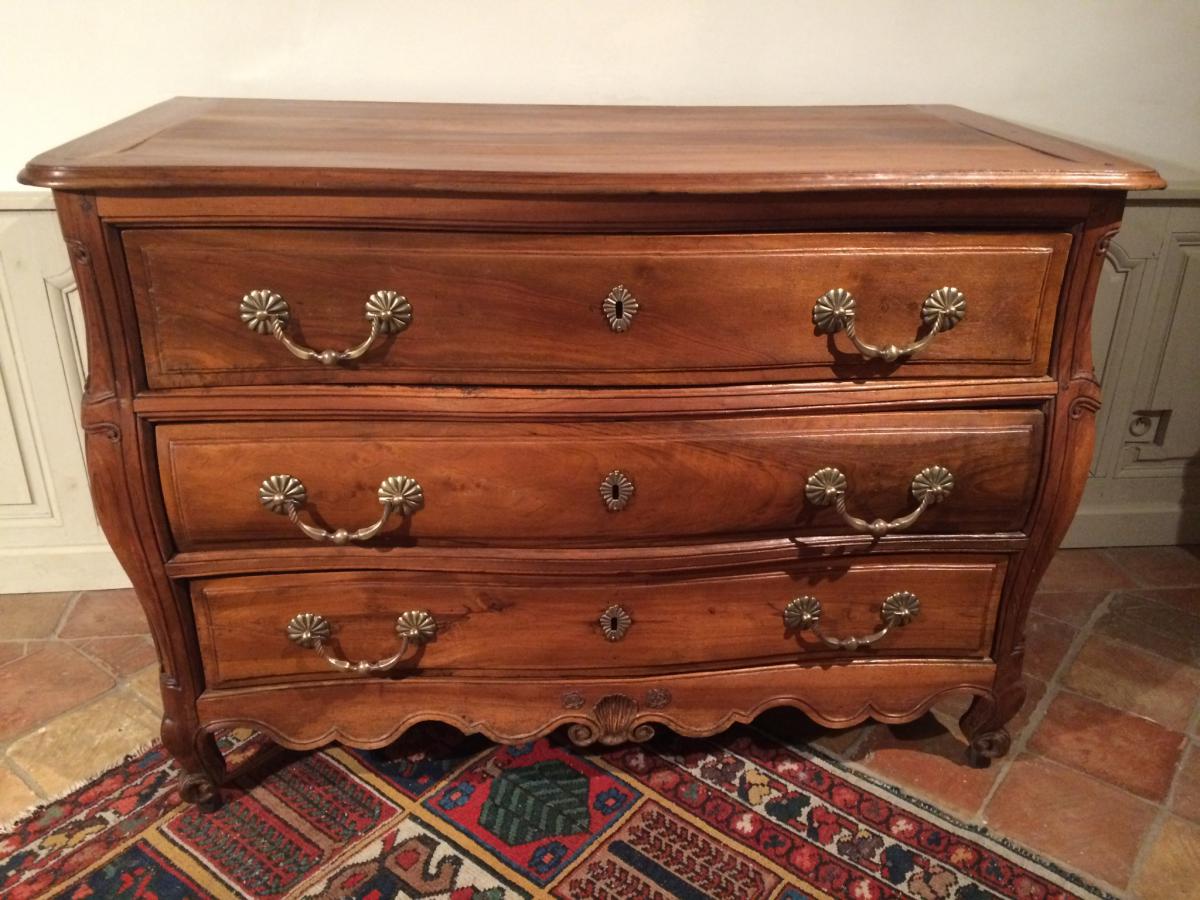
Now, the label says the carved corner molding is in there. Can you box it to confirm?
[1068,389,1102,421]
[64,237,90,266]
[82,420,121,443]
[1095,226,1121,258]
[61,233,118,406]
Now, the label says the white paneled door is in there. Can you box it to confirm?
[1065,197,1200,547]
[0,195,127,592]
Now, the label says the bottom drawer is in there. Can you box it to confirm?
[193,554,1006,687]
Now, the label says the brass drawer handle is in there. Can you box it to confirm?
[813,287,965,362]
[286,610,436,674]
[240,289,411,365]
[784,591,920,651]
[805,465,953,538]
[258,474,423,544]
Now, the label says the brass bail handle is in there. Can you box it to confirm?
[286,611,437,674]
[783,591,920,651]
[258,474,424,545]
[240,289,412,365]
[805,465,954,537]
[812,287,966,362]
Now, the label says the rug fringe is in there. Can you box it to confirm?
[0,738,162,835]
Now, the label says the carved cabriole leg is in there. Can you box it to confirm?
[960,671,1025,768]
[960,196,1120,766]
[163,713,225,811]
[59,193,223,809]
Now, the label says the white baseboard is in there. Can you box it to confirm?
[0,545,131,593]
[1062,504,1200,548]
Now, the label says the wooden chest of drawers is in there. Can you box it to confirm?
[21,99,1162,809]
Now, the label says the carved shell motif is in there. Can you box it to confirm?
[259,474,307,513]
[378,475,425,516]
[365,290,413,334]
[567,694,655,746]
[240,289,289,333]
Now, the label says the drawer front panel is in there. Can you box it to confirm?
[157,410,1043,550]
[192,555,1007,686]
[126,229,1070,387]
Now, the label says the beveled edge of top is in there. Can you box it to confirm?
[18,97,1166,194]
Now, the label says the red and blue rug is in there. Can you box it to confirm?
[2,724,1106,899]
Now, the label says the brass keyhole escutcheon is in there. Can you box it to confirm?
[599,604,632,641]
[600,470,635,511]
[602,285,639,333]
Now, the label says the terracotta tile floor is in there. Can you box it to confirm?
[0,589,160,827]
[2,546,1199,896]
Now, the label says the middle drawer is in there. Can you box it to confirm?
[158,409,1043,551]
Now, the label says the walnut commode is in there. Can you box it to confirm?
[21,99,1163,808]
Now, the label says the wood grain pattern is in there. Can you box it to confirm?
[23,99,1161,805]
[163,534,1031,581]
[191,555,1006,686]
[156,411,1043,550]
[125,229,1069,386]
[132,378,1061,422]
[18,99,1164,193]
[94,189,1099,231]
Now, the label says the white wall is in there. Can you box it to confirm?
[2,0,1197,190]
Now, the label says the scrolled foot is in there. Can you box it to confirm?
[965,728,1011,768]
[959,684,1022,769]
[178,772,222,811]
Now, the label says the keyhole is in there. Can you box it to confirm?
[613,299,624,319]
[609,615,620,630]
[610,484,621,500]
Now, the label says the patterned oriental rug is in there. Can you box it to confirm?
[2,724,1105,900]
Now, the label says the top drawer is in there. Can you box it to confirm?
[124,229,1070,388]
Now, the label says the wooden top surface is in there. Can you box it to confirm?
[19,97,1164,194]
